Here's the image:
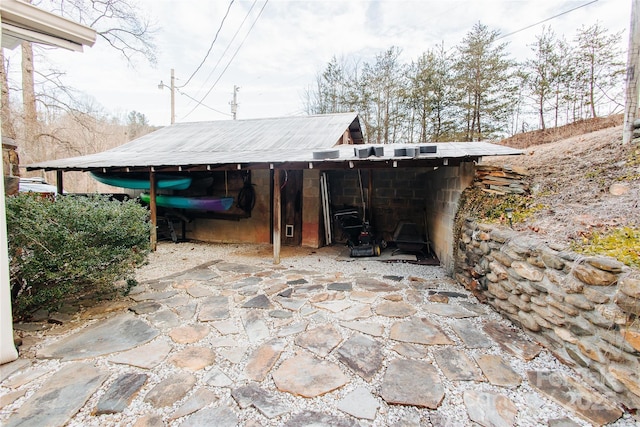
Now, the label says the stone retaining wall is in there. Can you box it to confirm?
[455,219,640,410]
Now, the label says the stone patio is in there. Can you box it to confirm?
[0,248,635,426]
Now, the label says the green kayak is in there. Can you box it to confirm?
[90,172,192,190]
[140,193,234,211]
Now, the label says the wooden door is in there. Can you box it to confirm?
[281,170,302,246]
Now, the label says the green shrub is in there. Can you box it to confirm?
[6,193,150,319]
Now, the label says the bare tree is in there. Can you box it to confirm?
[21,43,38,149]
[37,0,157,64]
[1,49,16,139]
[2,0,157,188]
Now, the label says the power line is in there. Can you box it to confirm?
[496,0,599,40]
[182,0,269,120]
[178,0,235,89]
[176,87,232,117]
[185,0,259,110]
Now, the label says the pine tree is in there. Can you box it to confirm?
[361,47,405,144]
[523,26,559,130]
[454,22,517,141]
[405,43,456,142]
[574,23,625,119]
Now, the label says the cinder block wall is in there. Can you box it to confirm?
[456,220,640,411]
[190,170,271,243]
[327,168,433,242]
[370,169,431,239]
[328,163,474,267]
[424,162,475,273]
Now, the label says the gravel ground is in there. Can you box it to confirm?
[130,242,639,426]
[134,242,452,282]
[2,241,639,426]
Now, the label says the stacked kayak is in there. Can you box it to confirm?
[90,172,192,190]
[139,193,234,211]
[90,172,233,211]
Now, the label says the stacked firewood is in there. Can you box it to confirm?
[474,165,530,195]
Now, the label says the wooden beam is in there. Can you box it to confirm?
[29,157,479,175]
[149,171,157,251]
[56,170,63,195]
[273,169,281,264]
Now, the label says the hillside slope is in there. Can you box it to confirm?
[482,124,639,249]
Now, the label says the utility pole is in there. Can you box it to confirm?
[158,68,176,125]
[230,85,239,120]
[170,69,175,125]
[623,0,640,144]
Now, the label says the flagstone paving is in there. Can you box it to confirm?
[1,250,637,426]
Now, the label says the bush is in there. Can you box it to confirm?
[6,193,150,319]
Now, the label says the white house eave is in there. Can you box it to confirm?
[0,0,96,50]
[2,21,83,51]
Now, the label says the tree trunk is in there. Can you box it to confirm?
[1,49,16,139]
[539,92,546,131]
[554,86,560,128]
[21,41,37,148]
[589,61,597,118]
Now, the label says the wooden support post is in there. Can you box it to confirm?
[149,171,157,251]
[56,170,63,195]
[273,169,281,264]
[624,0,640,144]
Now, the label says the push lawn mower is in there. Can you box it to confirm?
[334,208,384,257]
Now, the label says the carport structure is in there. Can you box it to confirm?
[27,112,521,268]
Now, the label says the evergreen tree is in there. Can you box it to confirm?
[574,23,625,118]
[550,37,575,127]
[361,47,405,144]
[454,22,517,141]
[523,26,558,130]
[302,56,353,115]
[405,43,456,142]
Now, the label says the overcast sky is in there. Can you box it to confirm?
[8,0,632,126]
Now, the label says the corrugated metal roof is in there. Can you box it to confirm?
[28,112,362,170]
[26,113,521,171]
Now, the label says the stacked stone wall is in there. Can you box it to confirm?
[456,219,640,410]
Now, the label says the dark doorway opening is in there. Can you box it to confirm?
[281,170,302,246]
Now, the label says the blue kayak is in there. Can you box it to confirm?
[90,172,192,190]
